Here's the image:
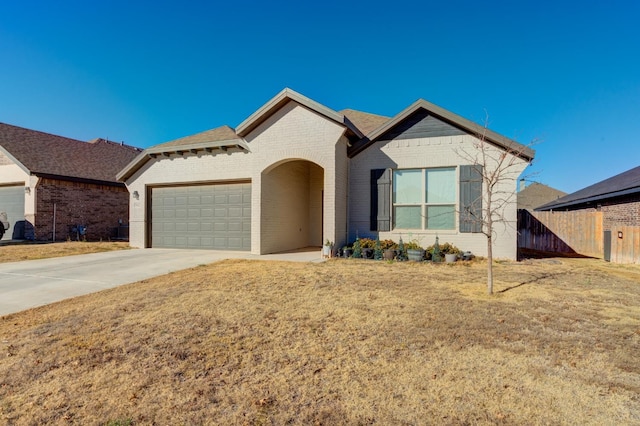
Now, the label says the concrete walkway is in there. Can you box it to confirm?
[0,247,324,316]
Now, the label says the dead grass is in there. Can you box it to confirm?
[0,241,130,263]
[1,257,639,424]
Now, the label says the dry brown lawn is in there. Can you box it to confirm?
[1,257,639,425]
[0,241,130,263]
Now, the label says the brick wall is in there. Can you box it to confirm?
[34,178,129,241]
[349,134,528,260]
[248,102,343,254]
[555,194,640,230]
[126,101,346,253]
[601,195,640,230]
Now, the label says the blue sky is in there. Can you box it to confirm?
[1,0,638,193]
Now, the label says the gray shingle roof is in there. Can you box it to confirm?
[0,122,142,183]
[150,125,240,149]
[340,109,390,136]
[536,165,640,210]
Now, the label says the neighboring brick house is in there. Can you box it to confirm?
[0,123,142,241]
[535,165,640,263]
[536,166,640,228]
[118,88,535,259]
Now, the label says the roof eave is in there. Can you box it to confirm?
[0,145,31,175]
[117,139,250,182]
[235,88,361,138]
[535,186,640,211]
[146,139,249,156]
[33,172,124,187]
[116,151,148,182]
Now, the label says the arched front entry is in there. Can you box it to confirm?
[261,159,324,254]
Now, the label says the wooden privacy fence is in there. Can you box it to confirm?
[518,210,603,259]
[608,226,640,264]
[519,210,640,263]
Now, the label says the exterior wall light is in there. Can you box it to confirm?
[133,190,139,199]
[25,186,30,194]
[618,231,623,239]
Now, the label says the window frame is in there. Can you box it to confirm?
[392,167,457,231]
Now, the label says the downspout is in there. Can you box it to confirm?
[345,136,351,247]
[52,203,56,242]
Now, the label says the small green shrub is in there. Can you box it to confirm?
[359,238,376,249]
[380,239,397,250]
[426,242,461,256]
[374,237,383,260]
[404,240,423,250]
[352,238,362,258]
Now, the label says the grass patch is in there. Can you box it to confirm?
[0,241,130,263]
[1,258,639,424]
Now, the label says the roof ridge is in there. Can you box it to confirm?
[0,122,84,144]
[339,108,390,119]
[89,137,143,152]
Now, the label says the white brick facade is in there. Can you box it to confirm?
[349,135,527,259]
[126,102,349,254]
[122,89,532,259]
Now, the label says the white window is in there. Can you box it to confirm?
[393,167,456,230]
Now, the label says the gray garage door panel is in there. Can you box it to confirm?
[151,183,251,250]
[0,185,25,240]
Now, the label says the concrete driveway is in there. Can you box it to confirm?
[0,248,323,316]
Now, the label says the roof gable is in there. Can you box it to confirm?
[0,123,141,184]
[117,125,250,181]
[236,88,363,139]
[349,99,535,161]
[537,165,640,210]
[376,109,465,141]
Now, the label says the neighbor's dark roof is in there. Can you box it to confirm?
[0,122,142,183]
[536,165,640,210]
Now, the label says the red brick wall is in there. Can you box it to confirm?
[602,199,640,230]
[34,178,129,241]
[543,194,640,231]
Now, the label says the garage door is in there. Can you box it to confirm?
[0,185,25,240]
[150,183,251,250]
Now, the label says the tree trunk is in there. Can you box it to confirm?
[486,193,494,295]
[487,235,493,295]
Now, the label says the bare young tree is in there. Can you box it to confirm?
[456,115,536,295]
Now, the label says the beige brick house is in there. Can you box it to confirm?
[0,123,142,241]
[118,88,535,259]
[534,165,640,263]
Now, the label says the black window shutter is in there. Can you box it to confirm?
[370,169,391,231]
[459,165,483,233]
